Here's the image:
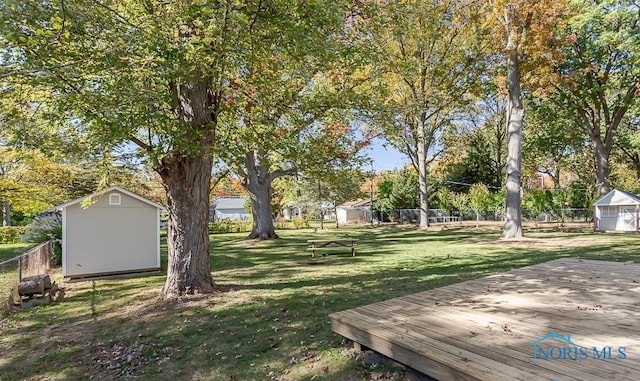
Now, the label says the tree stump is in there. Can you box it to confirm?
[18,274,51,297]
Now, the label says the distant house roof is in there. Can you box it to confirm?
[337,200,373,208]
[55,186,166,211]
[594,189,640,206]
[213,196,248,210]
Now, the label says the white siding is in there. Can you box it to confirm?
[63,191,159,277]
[595,206,638,232]
[337,208,366,224]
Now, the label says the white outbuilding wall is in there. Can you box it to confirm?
[594,189,640,232]
[58,186,164,279]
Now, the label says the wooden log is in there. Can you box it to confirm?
[21,294,51,309]
[22,274,52,290]
[18,274,51,296]
[18,279,44,296]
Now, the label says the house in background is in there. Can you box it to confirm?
[594,189,640,232]
[56,186,164,280]
[281,201,335,221]
[281,204,302,220]
[336,200,372,224]
[210,196,251,221]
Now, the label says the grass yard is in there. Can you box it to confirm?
[0,243,34,262]
[0,243,36,313]
[1,224,639,381]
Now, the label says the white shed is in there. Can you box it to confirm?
[56,186,164,280]
[594,189,640,232]
[336,200,371,224]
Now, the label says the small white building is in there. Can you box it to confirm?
[210,196,250,221]
[594,189,640,232]
[336,200,372,224]
[56,186,164,280]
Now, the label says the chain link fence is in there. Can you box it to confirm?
[370,208,592,225]
[536,209,592,223]
[1,241,54,316]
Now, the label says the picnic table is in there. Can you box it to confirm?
[307,238,358,257]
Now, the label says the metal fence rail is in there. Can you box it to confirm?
[0,241,54,315]
[371,208,592,225]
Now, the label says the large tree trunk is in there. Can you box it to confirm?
[417,122,430,228]
[247,181,278,240]
[2,201,10,227]
[155,75,217,298]
[594,139,611,195]
[633,155,640,180]
[502,48,524,239]
[318,180,324,230]
[244,151,278,240]
[159,153,215,297]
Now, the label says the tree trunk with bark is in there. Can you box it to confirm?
[417,122,430,228]
[159,153,215,297]
[153,75,218,298]
[633,155,640,180]
[244,151,278,240]
[2,201,10,227]
[247,180,278,240]
[318,180,324,230]
[502,47,524,239]
[594,139,611,195]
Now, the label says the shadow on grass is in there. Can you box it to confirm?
[1,226,639,381]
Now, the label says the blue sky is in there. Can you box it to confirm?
[365,137,408,171]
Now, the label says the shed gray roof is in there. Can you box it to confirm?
[213,196,248,210]
[594,189,640,206]
[337,199,373,208]
[55,186,166,211]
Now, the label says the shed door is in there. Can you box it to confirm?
[620,208,637,231]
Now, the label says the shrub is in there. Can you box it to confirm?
[274,220,294,230]
[21,211,62,265]
[0,226,27,244]
[292,218,310,229]
[209,220,252,234]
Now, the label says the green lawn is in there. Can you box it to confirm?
[1,225,639,381]
[0,243,35,314]
[0,243,34,263]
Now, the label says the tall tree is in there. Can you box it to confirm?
[614,114,640,179]
[363,0,485,228]
[523,95,586,188]
[469,183,491,227]
[435,86,506,192]
[374,168,420,211]
[551,0,640,195]
[0,146,86,224]
[487,0,570,238]
[0,1,352,296]
[216,2,368,239]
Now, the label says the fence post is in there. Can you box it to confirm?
[17,257,22,282]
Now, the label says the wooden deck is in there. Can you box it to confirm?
[329,259,640,381]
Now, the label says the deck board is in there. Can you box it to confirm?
[329,259,640,381]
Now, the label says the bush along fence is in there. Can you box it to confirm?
[208,218,313,234]
[369,208,593,225]
[0,226,28,244]
[0,240,55,316]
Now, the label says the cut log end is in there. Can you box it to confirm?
[18,274,55,297]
